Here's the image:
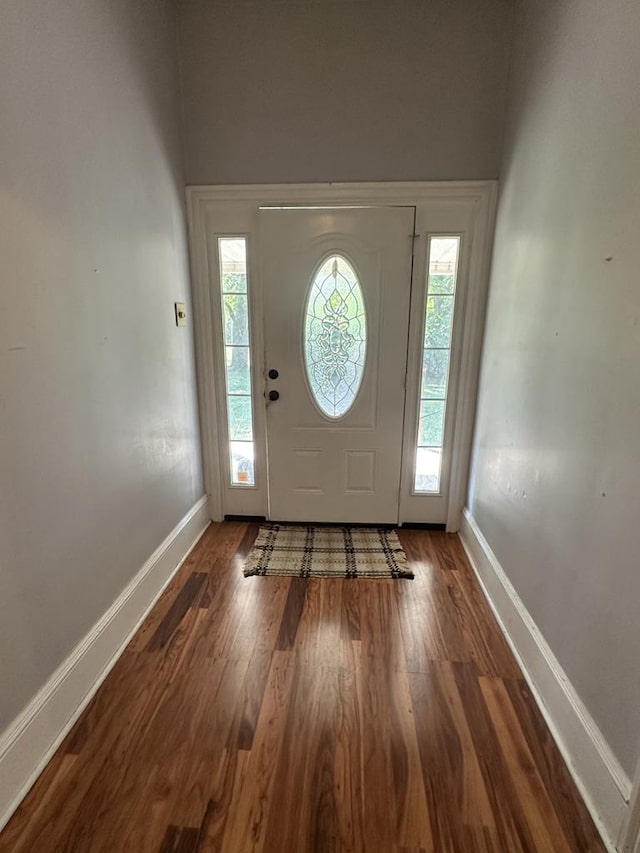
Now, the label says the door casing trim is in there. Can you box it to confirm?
[186,182,498,530]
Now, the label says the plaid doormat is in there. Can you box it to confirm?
[243,525,414,579]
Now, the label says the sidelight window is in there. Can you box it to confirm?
[218,238,255,486]
[414,236,461,493]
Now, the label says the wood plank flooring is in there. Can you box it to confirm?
[0,523,605,852]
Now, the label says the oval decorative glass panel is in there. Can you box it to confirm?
[304,255,367,418]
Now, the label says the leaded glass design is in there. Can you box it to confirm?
[304,255,367,419]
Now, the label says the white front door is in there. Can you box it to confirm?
[260,207,414,523]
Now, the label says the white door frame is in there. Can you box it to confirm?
[186,181,497,530]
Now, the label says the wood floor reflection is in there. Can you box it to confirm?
[0,523,605,852]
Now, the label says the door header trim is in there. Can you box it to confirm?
[187,180,496,209]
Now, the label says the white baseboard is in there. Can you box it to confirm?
[459,508,631,853]
[0,496,210,834]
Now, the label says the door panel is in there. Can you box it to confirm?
[260,207,414,523]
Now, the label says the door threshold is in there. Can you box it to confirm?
[224,514,267,522]
[265,520,397,528]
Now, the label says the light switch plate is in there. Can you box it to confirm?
[174,302,187,327]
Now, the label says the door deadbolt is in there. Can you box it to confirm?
[268,368,279,379]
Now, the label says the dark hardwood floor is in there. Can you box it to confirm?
[0,523,605,852]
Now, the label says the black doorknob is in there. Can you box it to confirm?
[268,368,279,380]
[268,390,280,401]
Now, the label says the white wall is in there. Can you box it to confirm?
[468,0,640,777]
[0,0,203,733]
[177,0,514,185]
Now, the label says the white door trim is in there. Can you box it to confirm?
[186,182,497,527]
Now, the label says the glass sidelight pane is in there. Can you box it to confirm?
[419,400,445,446]
[414,236,461,493]
[421,349,450,400]
[428,274,456,295]
[230,441,254,485]
[223,295,250,345]
[219,238,255,486]
[415,447,443,494]
[228,396,253,441]
[221,271,247,293]
[225,346,251,395]
[424,295,454,348]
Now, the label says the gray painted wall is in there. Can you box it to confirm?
[177,0,515,185]
[0,0,203,732]
[468,0,640,776]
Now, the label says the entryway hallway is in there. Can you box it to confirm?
[0,523,604,852]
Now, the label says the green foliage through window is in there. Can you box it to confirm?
[219,239,255,485]
[415,238,460,493]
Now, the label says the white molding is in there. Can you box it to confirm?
[187,189,224,521]
[186,180,497,207]
[459,508,631,853]
[0,496,210,834]
[445,184,498,532]
[620,762,640,852]
[186,182,497,524]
